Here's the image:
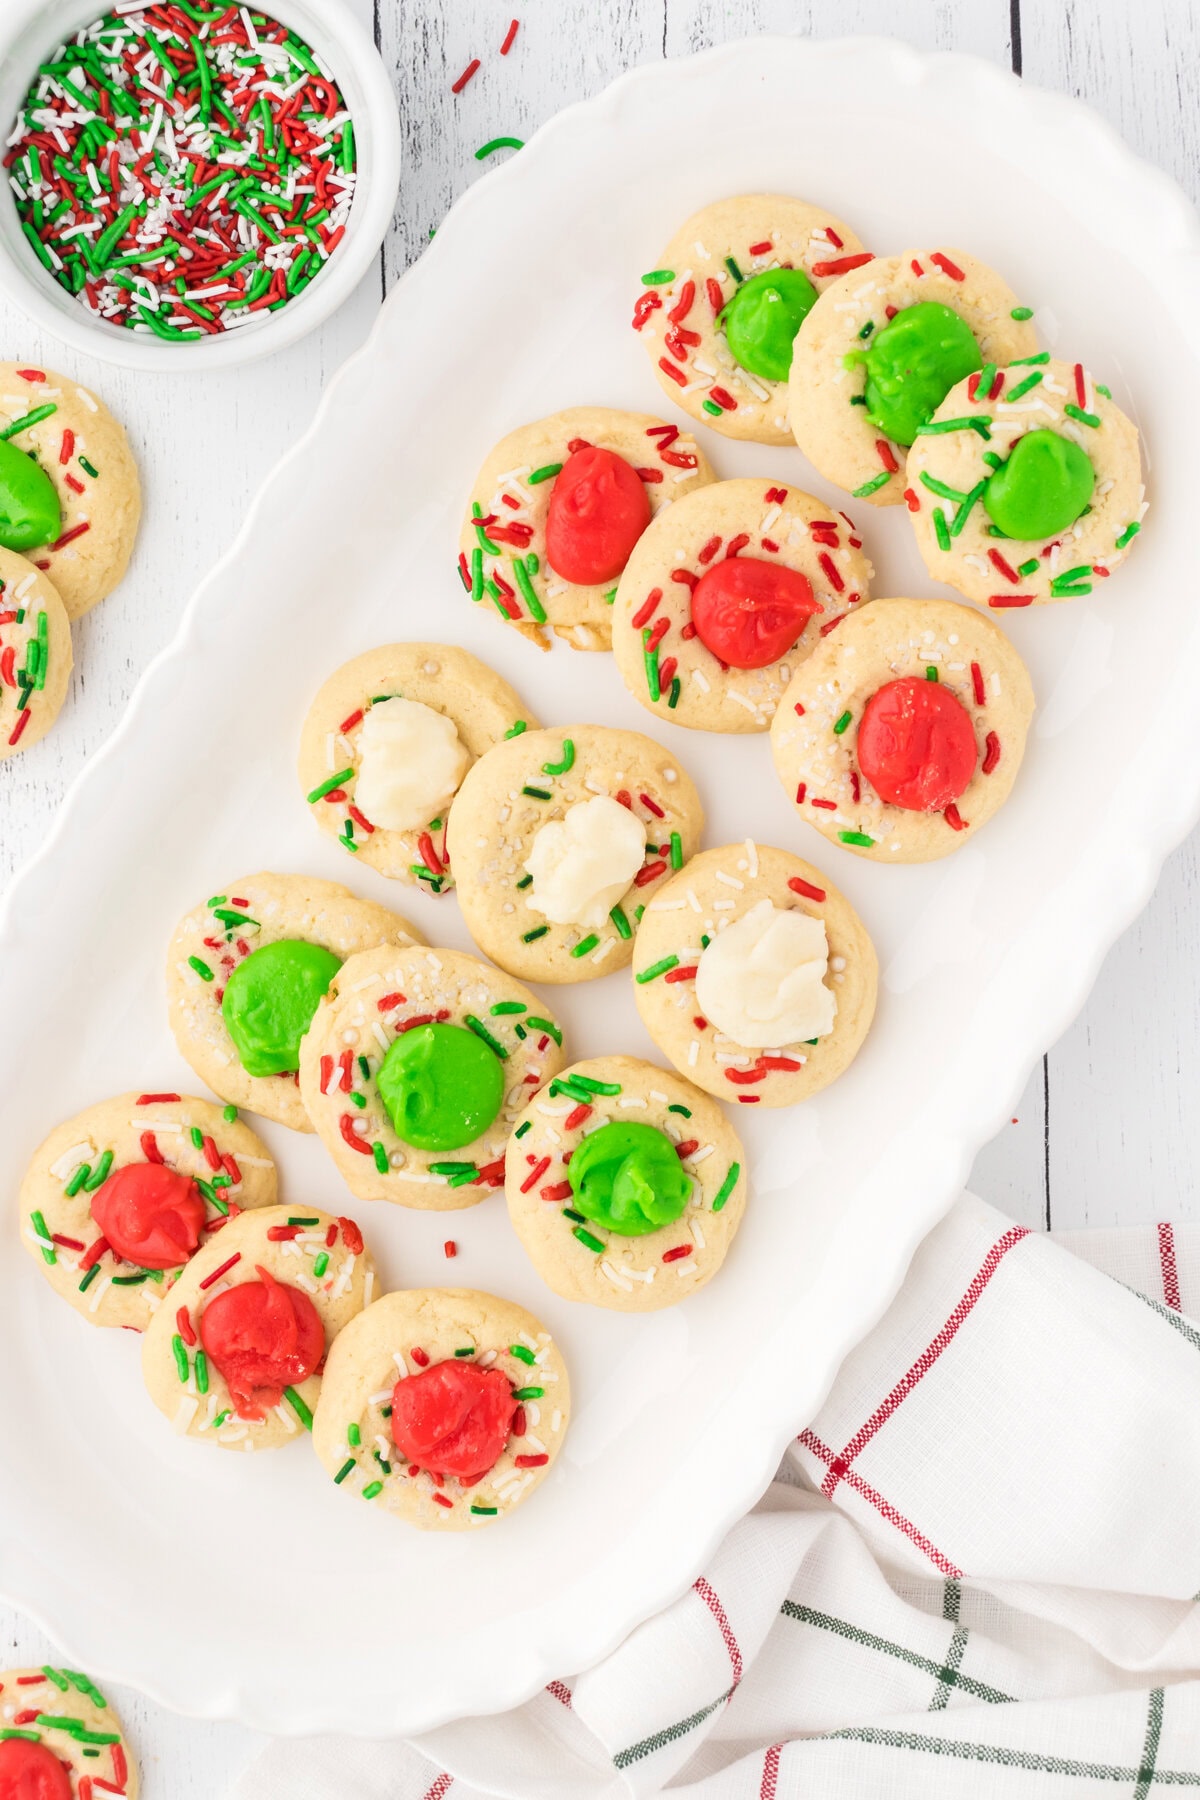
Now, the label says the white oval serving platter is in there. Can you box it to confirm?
[2,34,1199,1738]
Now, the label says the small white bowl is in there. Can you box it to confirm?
[0,0,400,370]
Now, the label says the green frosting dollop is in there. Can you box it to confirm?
[221,939,342,1077]
[568,1120,691,1237]
[720,268,819,383]
[0,438,61,551]
[851,301,982,446]
[982,428,1095,540]
[377,1022,503,1152]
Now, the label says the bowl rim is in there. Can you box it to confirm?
[0,0,400,371]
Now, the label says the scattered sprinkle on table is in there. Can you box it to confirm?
[5,4,357,342]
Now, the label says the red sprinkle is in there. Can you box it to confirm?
[433,1492,454,1508]
[564,1103,592,1130]
[17,369,44,382]
[634,860,666,887]
[1074,362,1087,407]
[811,252,872,277]
[795,782,807,804]
[201,1134,221,1171]
[988,594,1034,608]
[645,616,670,654]
[674,1139,699,1160]
[639,791,664,817]
[339,1114,373,1155]
[266,1225,300,1241]
[444,1240,457,1258]
[51,1234,85,1250]
[971,661,987,706]
[726,1065,767,1085]
[59,428,75,464]
[982,731,1001,775]
[199,1252,241,1290]
[748,239,773,254]
[668,281,696,323]
[136,1093,179,1105]
[988,548,1020,584]
[140,1131,163,1164]
[632,291,662,331]
[944,803,968,831]
[520,1156,551,1193]
[671,567,698,589]
[176,1305,196,1346]
[709,385,737,411]
[698,534,722,564]
[80,1236,109,1271]
[7,708,31,746]
[788,876,826,903]
[339,708,364,733]
[50,520,90,552]
[662,1244,694,1263]
[818,551,844,592]
[764,486,788,504]
[418,831,444,877]
[631,588,662,630]
[410,1346,430,1367]
[512,1406,527,1435]
[875,438,898,474]
[665,965,698,983]
[930,251,965,280]
[451,58,480,93]
[706,276,724,311]
[540,1180,572,1202]
[515,1453,549,1467]
[377,991,406,1011]
[636,466,663,484]
[500,18,519,53]
[811,797,837,810]
[658,357,688,387]
[725,532,750,558]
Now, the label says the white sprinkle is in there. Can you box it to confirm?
[173,1396,199,1434]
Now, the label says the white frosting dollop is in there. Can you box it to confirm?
[524,795,646,929]
[695,898,836,1048]
[353,697,470,833]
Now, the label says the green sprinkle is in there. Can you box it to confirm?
[1050,568,1093,597]
[347,1422,361,1447]
[372,1142,389,1173]
[1096,383,1112,398]
[223,1103,238,1122]
[562,1207,586,1223]
[515,1120,532,1139]
[669,831,683,870]
[191,1126,204,1149]
[172,1334,189,1383]
[925,665,938,681]
[510,1343,537,1364]
[491,1000,526,1015]
[525,1015,562,1044]
[78,1264,100,1293]
[668,1103,692,1117]
[284,1386,314,1430]
[429,1162,476,1176]
[195,1350,209,1395]
[512,1385,544,1400]
[1011,305,1033,320]
[111,1273,149,1286]
[516,873,533,889]
[214,1410,230,1429]
[465,1013,509,1058]
[643,627,661,703]
[839,830,875,847]
[637,954,679,983]
[522,924,549,943]
[0,1729,41,1742]
[1064,402,1101,428]
[505,719,528,738]
[313,1251,329,1278]
[933,508,951,552]
[852,471,891,497]
[832,710,852,735]
[188,955,213,981]
[712,1161,741,1212]
[975,362,996,395]
[475,134,524,160]
[950,480,987,537]
[858,319,874,339]
[609,903,632,939]
[469,544,484,601]
[528,462,562,484]
[1009,351,1050,366]
[572,1225,605,1253]
[35,1670,66,1695]
[288,1216,319,1226]
[334,1457,355,1484]
[916,416,992,440]
[29,1210,55,1265]
[604,587,618,604]
[471,1504,499,1515]
[522,785,551,800]
[454,1345,475,1357]
[1018,558,1040,577]
[641,268,675,285]
[1115,521,1141,548]
[0,403,57,440]
[668,677,681,710]
[701,399,723,416]
[307,767,353,803]
[920,471,968,503]
[1005,370,1043,402]
[982,451,1003,470]
[724,255,743,283]
[571,934,600,958]
[542,738,575,775]
[362,1479,383,1499]
[512,554,548,622]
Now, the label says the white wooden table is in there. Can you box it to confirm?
[2,0,1196,1788]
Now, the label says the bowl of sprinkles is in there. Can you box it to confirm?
[0,0,400,367]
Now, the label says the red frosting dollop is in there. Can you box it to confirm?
[545,446,650,585]
[199,1266,324,1420]
[690,557,822,669]
[0,1738,72,1800]
[856,676,978,811]
[90,1162,207,1270]
[390,1360,516,1482]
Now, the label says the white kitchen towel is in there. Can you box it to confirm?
[234,1195,1200,1799]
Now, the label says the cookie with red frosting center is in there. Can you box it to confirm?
[313,1288,569,1530]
